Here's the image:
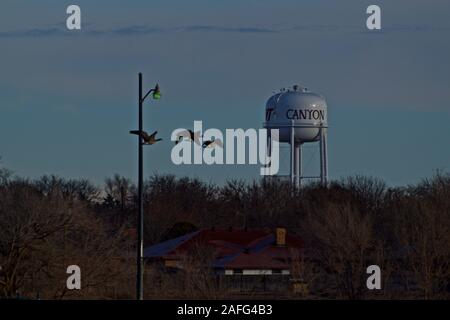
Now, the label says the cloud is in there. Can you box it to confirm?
[183,25,276,33]
[105,25,164,35]
[0,27,67,38]
[0,24,278,38]
[1,23,449,38]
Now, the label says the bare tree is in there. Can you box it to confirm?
[0,178,132,299]
[301,202,377,299]
[180,243,224,299]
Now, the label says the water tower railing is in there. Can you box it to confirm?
[262,123,328,129]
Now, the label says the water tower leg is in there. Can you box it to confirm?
[290,124,295,185]
[320,127,324,184]
[266,130,272,177]
[323,128,328,185]
[294,143,301,188]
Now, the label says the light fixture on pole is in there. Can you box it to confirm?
[130,73,161,300]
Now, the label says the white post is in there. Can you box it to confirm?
[323,127,328,185]
[266,129,272,177]
[320,127,324,184]
[290,121,295,185]
[294,143,301,188]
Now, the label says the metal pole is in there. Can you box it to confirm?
[137,72,144,300]
[319,127,324,184]
[290,121,295,185]
[323,128,328,185]
[266,129,272,177]
[295,143,301,188]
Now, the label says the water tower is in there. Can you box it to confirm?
[263,85,328,187]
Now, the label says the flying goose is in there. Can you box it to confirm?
[175,129,201,145]
[129,130,162,145]
[202,138,223,149]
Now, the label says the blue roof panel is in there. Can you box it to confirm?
[143,230,200,258]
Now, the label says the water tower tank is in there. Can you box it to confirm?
[262,84,329,187]
[264,85,327,143]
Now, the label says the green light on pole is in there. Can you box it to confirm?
[152,84,161,100]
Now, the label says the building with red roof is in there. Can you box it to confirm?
[144,228,304,276]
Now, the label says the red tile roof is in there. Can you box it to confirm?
[145,228,304,270]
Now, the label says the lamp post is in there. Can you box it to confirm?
[135,72,160,300]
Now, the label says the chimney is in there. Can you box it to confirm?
[275,228,286,246]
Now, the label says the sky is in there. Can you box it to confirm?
[0,0,450,186]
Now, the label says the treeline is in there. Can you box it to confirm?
[0,166,449,299]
